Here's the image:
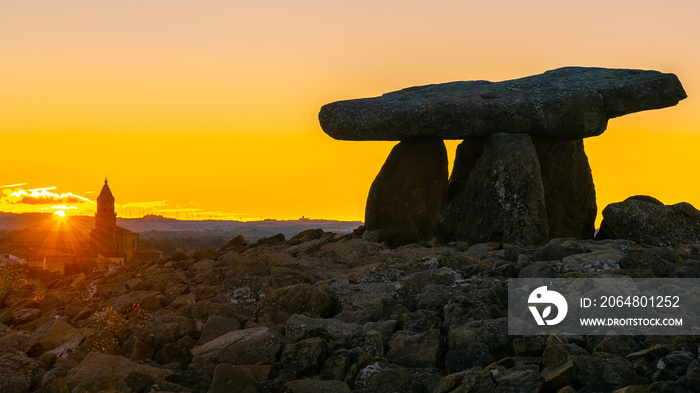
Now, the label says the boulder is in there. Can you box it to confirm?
[41,362,75,392]
[0,348,46,393]
[154,335,197,365]
[436,133,549,245]
[319,67,686,141]
[364,368,425,393]
[257,283,335,322]
[627,346,671,363]
[349,329,384,357]
[130,340,156,361]
[42,378,71,393]
[104,290,163,314]
[448,318,512,359]
[289,228,325,244]
[193,249,218,262]
[680,359,700,392]
[39,319,86,352]
[593,334,642,356]
[570,355,647,392]
[363,139,448,247]
[218,234,248,253]
[64,352,172,393]
[399,268,457,297]
[542,360,578,392]
[416,284,453,313]
[208,364,261,393]
[319,353,351,381]
[138,314,197,348]
[533,241,590,261]
[532,137,597,239]
[284,313,361,344]
[512,336,546,356]
[280,337,328,376]
[385,328,444,368]
[199,315,241,344]
[657,351,696,376]
[10,308,42,325]
[0,332,43,357]
[494,369,544,393]
[256,233,286,246]
[399,309,442,333]
[597,196,700,246]
[543,343,589,369]
[432,367,496,393]
[560,249,624,273]
[445,342,495,374]
[191,327,286,365]
[285,379,351,393]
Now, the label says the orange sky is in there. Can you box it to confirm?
[1,1,698,225]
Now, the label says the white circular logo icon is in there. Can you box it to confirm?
[528,286,568,326]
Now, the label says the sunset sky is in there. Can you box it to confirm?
[1,0,698,224]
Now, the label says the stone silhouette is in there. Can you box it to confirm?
[319,67,686,245]
[596,195,700,246]
[363,139,448,247]
[319,67,685,141]
[435,133,549,245]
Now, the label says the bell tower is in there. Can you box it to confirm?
[95,178,117,231]
[91,178,117,254]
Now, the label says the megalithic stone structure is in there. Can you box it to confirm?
[319,67,686,246]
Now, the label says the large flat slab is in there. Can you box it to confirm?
[319,67,686,141]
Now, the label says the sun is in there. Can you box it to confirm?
[54,210,66,218]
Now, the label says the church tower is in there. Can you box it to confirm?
[95,179,117,234]
[90,179,140,266]
[91,179,118,255]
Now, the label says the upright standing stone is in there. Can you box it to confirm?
[532,138,597,239]
[435,134,549,245]
[363,139,448,247]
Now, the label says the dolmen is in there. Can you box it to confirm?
[319,67,687,247]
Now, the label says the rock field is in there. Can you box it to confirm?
[2,221,700,393]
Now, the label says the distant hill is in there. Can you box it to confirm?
[0,212,54,231]
[117,215,362,235]
[0,212,362,235]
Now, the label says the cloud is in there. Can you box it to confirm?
[2,183,27,188]
[49,205,78,210]
[16,195,89,205]
[0,186,94,215]
[9,188,92,205]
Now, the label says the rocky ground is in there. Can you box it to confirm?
[2,226,700,393]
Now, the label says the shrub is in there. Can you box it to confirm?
[0,263,28,292]
[89,303,151,353]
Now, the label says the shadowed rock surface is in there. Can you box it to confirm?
[532,137,597,239]
[597,195,700,246]
[1,225,700,392]
[436,133,549,245]
[319,67,686,141]
[363,139,448,247]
